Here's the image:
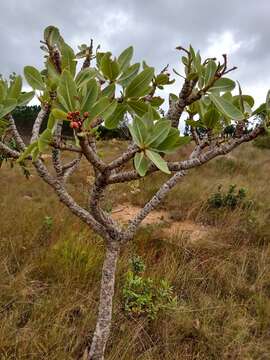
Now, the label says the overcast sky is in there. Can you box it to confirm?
[0,0,269,106]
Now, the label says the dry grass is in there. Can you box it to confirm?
[1,141,270,359]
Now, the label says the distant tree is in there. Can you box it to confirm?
[0,26,269,360]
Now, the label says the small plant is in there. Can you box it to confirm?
[43,215,53,228]
[207,184,247,210]
[122,256,177,320]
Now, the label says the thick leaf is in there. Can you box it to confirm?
[24,66,45,90]
[125,67,154,98]
[150,96,164,107]
[209,77,235,93]
[204,60,217,86]
[209,93,245,121]
[128,99,160,119]
[17,91,35,106]
[47,113,57,130]
[44,26,61,46]
[60,43,77,77]
[0,98,17,117]
[203,107,220,128]
[128,116,147,146]
[52,108,68,120]
[155,73,175,86]
[8,76,22,99]
[58,70,78,111]
[75,68,96,88]
[118,63,140,87]
[105,103,127,129]
[266,90,270,116]
[134,152,149,176]
[145,149,170,174]
[102,83,115,97]
[233,95,254,109]
[17,141,38,162]
[100,53,120,81]
[83,98,117,128]
[80,79,99,113]
[46,59,60,85]
[154,128,181,153]
[127,99,148,116]
[0,81,7,102]
[118,46,133,72]
[145,120,171,147]
[38,128,53,152]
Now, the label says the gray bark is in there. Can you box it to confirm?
[87,242,120,360]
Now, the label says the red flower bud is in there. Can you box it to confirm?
[83,111,89,118]
[70,122,79,129]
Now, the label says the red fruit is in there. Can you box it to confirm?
[83,111,89,118]
[70,122,79,129]
[75,111,80,115]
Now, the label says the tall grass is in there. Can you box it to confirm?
[1,141,270,359]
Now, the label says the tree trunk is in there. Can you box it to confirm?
[86,241,120,360]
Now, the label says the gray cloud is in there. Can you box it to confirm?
[0,0,269,103]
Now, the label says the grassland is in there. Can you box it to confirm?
[1,141,270,359]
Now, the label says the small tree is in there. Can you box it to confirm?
[0,26,269,359]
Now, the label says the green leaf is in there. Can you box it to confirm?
[24,66,45,90]
[266,90,270,116]
[134,152,149,176]
[0,99,17,117]
[209,93,245,120]
[203,107,220,128]
[155,128,181,153]
[58,70,78,111]
[38,128,53,153]
[204,60,217,86]
[47,113,57,130]
[105,103,127,129]
[233,95,254,109]
[100,53,120,81]
[102,83,115,97]
[44,26,61,46]
[118,63,140,87]
[0,81,7,102]
[8,76,22,99]
[75,68,96,88]
[17,91,35,107]
[145,149,170,174]
[127,99,148,116]
[145,119,171,147]
[60,43,77,77]
[209,77,235,93]
[83,98,117,129]
[17,141,38,162]
[150,96,164,107]
[128,116,147,146]
[118,46,133,72]
[52,108,67,120]
[125,67,154,98]
[155,73,175,86]
[80,79,99,113]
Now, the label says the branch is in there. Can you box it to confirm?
[6,114,26,151]
[0,141,20,158]
[80,136,107,172]
[30,104,49,143]
[107,144,138,170]
[107,125,264,184]
[125,170,186,239]
[33,159,109,239]
[62,154,82,183]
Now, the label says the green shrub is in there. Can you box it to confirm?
[122,256,177,320]
[207,184,247,210]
